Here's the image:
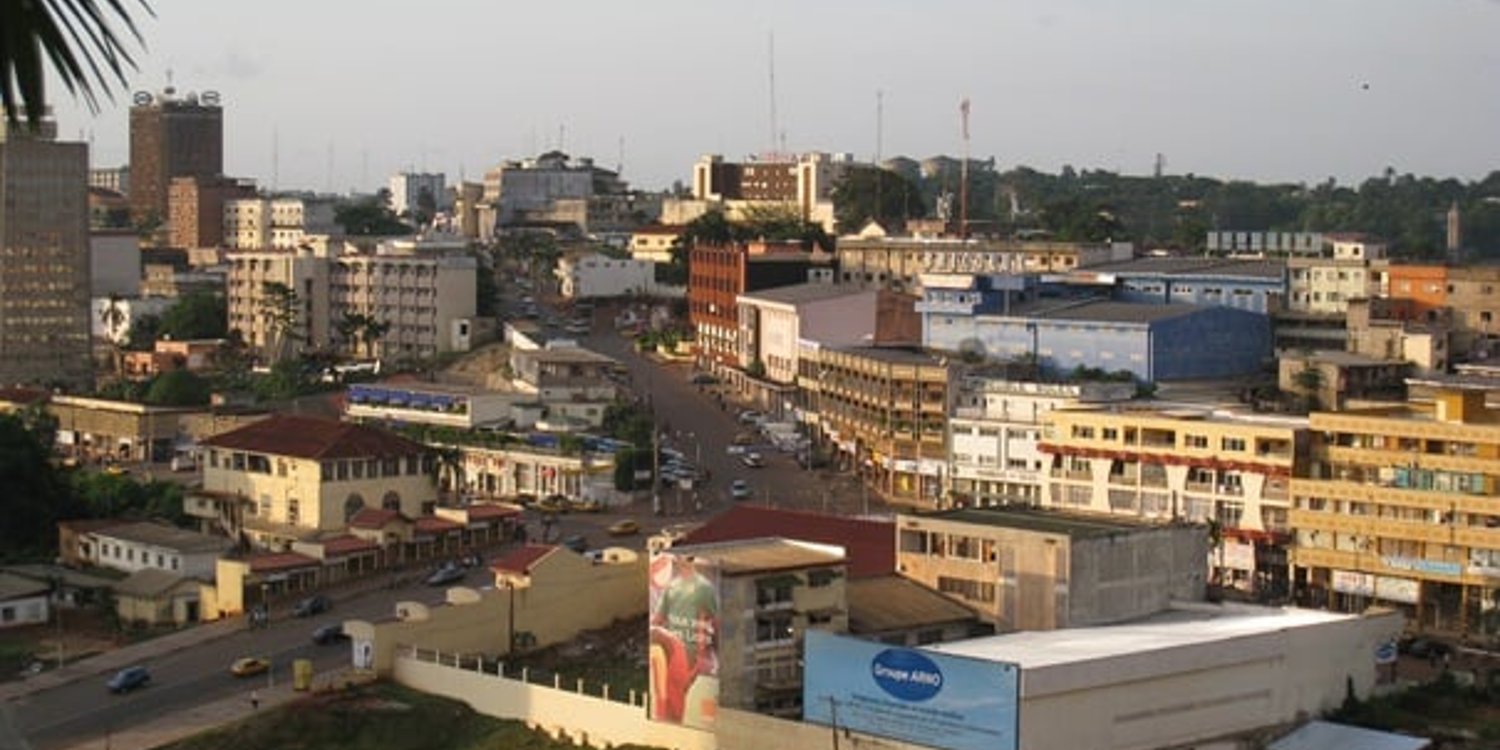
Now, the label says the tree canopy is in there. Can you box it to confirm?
[143,369,213,406]
[158,292,228,341]
[829,166,927,234]
[335,196,413,236]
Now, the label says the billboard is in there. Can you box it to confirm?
[648,551,720,728]
[803,630,1019,750]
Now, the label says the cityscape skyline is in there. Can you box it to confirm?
[47,0,1500,195]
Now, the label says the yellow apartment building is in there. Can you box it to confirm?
[809,346,952,505]
[189,414,436,548]
[1040,406,1305,596]
[1290,380,1500,636]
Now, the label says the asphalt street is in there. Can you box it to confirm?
[16,575,460,750]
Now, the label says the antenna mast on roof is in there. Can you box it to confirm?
[959,97,971,239]
[767,31,779,155]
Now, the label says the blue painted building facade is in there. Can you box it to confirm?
[1046,258,1287,315]
[922,293,1272,382]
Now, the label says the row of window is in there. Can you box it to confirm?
[99,542,181,571]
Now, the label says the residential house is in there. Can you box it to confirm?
[1278,350,1410,411]
[0,573,50,628]
[84,521,232,580]
[114,568,203,626]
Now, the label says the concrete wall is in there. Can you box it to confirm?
[1068,526,1209,627]
[201,454,435,533]
[1016,608,1402,750]
[716,707,933,750]
[347,552,646,675]
[393,651,715,750]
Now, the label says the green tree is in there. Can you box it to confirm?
[259,281,301,362]
[830,166,927,234]
[143,369,212,406]
[124,313,162,351]
[0,415,77,560]
[335,196,412,235]
[158,291,227,341]
[0,0,151,129]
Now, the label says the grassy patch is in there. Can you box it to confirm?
[156,682,665,750]
[1333,672,1500,748]
[506,616,648,700]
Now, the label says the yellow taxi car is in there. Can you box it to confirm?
[230,657,270,677]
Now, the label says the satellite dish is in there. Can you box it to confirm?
[132,91,152,106]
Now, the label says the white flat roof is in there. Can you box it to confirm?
[927,603,1354,669]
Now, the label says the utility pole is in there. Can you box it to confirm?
[829,696,841,750]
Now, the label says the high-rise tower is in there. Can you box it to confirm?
[128,88,223,224]
[0,116,93,387]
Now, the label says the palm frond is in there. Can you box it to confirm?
[0,0,153,128]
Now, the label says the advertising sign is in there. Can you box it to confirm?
[1330,570,1374,597]
[648,551,720,728]
[803,630,1020,750]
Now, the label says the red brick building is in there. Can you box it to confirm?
[687,240,830,369]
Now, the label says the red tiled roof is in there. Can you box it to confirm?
[413,516,462,536]
[490,544,556,575]
[201,414,426,460]
[318,535,380,557]
[248,552,319,573]
[0,387,49,406]
[348,508,407,530]
[678,505,895,579]
[464,503,521,521]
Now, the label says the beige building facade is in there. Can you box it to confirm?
[896,508,1209,631]
[191,414,436,547]
[226,241,477,362]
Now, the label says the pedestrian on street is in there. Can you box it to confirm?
[250,690,260,711]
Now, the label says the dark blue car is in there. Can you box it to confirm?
[107,666,150,693]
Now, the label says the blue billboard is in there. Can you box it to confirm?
[802,630,1019,750]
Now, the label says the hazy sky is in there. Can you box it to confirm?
[52,0,1500,194]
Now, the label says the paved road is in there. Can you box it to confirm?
[581,316,885,522]
[16,575,460,750]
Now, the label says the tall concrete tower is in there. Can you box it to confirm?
[128,88,224,225]
[0,116,93,387]
[1446,201,1463,261]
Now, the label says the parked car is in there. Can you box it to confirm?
[608,519,641,537]
[569,498,604,513]
[425,562,466,587]
[293,595,331,618]
[535,495,571,514]
[726,444,748,456]
[689,373,719,385]
[312,623,347,645]
[230,657,270,677]
[1400,636,1453,659]
[107,666,150,693]
[742,452,766,469]
[169,455,196,472]
[737,410,763,425]
[731,480,752,501]
[562,534,588,554]
[732,431,757,446]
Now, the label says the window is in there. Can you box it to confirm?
[1221,437,1246,451]
[1102,428,1119,441]
[755,615,794,643]
[1185,435,1209,449]
[259,495,272,517]
[1071,426,1095,439]
[756,579,795,607]
[288,499,300,525]
[171,557,180,571]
